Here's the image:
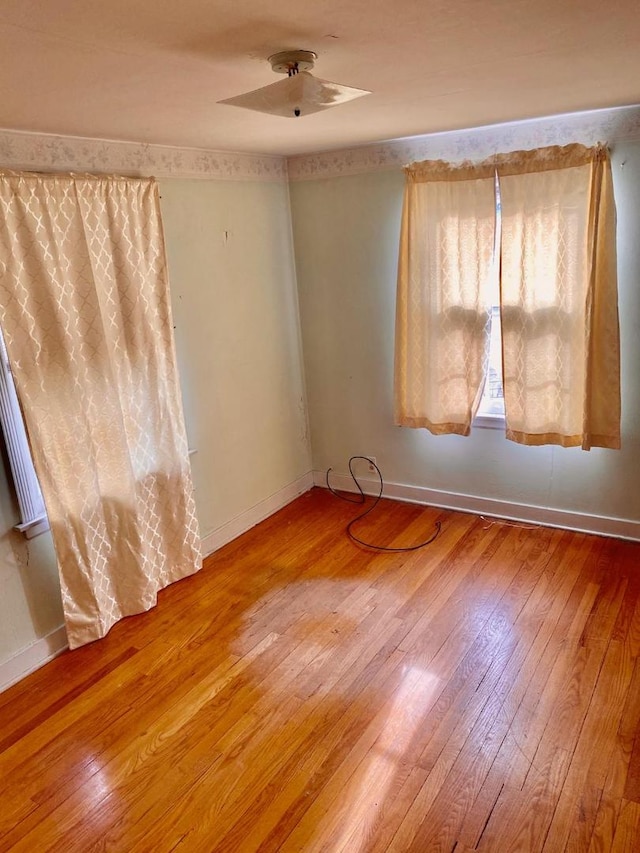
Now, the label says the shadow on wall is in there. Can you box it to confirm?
[6,528,61,638]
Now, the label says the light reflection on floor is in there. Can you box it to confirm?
[237,579,441,851]
[325,664,440,853]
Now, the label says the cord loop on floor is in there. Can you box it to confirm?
[326,456,441,551]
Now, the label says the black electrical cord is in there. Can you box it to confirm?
[326,456,442,551]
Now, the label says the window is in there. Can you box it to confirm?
[0,328,48,537]
[475,305,505,423]
[395,143,620,450]
[475,177,504,426]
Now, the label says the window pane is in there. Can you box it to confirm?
[476,305,505,418]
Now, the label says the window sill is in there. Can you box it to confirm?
[15,516,50,539]
[473,414,505,430]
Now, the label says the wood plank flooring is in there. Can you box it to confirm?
[1,487,640,852]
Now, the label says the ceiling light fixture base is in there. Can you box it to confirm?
[268,50,317,75]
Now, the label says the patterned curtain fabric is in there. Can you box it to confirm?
[395,144,620,450]
[497,145,620,449]
[0,172,201,648]
[395,160,496,434]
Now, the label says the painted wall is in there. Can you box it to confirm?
[290,140,640,527]
[160,178,310,543]
[0,173,311,674]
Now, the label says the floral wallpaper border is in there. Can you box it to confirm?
[287,104,640,181]
[0,129,288,182]
[1,104,639,183]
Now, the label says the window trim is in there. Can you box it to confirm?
[473,412,505,430]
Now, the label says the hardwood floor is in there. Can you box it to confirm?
[1,487,640,852]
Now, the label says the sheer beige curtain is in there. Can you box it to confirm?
[0,171,201,648]
[395,160,496,435]
[497,144,620,449]
[396,143,620,450]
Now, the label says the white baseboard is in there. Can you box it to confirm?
[315,471,640,542]
[0,625,68,693]
[201,471,315,557]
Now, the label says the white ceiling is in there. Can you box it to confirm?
[1,0,639,156]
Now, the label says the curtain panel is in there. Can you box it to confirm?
[395,160,497,435]
[395,143,620,450]
[498,145,620,449]
[0,171,201,648]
